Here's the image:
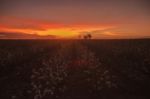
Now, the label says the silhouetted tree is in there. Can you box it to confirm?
[87,34,92,39]
[83,34,92,39]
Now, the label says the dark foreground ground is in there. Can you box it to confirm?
[0,39,150,99]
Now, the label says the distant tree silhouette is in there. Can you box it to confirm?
[84,34,92,39]
[87,34,92,39]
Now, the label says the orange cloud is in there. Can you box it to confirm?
[0,16,117,38]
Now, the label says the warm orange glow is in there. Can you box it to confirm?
[1,16,149,39]
[0,0,150,39]
[0,17,116,39]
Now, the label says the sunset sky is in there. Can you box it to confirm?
[0,0,150,39]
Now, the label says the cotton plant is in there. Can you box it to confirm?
[31,50,68,99]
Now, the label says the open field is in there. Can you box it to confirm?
[0,39,150,99]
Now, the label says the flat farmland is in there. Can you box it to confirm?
[0,39,150,99]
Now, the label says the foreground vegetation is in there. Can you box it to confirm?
[0,39,150,99]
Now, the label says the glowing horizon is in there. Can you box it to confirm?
[0,16,117,39]
[0,0,150,39]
